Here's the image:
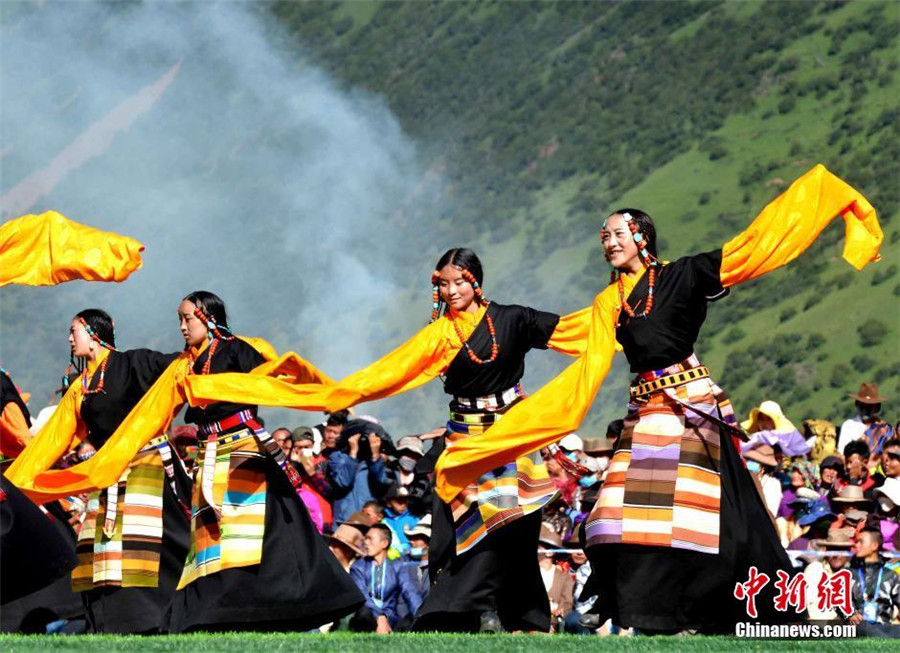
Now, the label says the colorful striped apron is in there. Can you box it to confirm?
[447,385,558,555]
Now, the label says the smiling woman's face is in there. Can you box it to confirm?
[436,264,478,314]
[602,214,641,273]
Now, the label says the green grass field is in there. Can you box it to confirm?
[0,633,896,653]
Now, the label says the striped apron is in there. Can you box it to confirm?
[72,435,181,590]
[177,410,304,590]
[585,354,743,555]
[447,385,558,555]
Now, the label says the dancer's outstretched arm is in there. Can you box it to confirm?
[720,164,881,288]
[0,211,144,286]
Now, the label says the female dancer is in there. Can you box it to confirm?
[433,165,883,633]
[165,291,364,632]
[12,291,360,632]
[8,309,186,634]
[183,251,592,632]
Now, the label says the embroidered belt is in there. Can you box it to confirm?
[453,384,522,411]
[198,409,255,436]
[196,410,305,519]
[630,355,709,399]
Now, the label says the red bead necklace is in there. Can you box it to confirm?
[617,265,657,320]
[81,355,110,395]
[452,305,499,365]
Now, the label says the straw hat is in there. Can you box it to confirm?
[405,514,432,540]
[831,485,869,504]
[848,382,887,404]
[812,529,855,550]
[328,524,367,557]
[741,400,796,434]
[874,477,900,507]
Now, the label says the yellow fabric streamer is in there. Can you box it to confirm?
[435,165,882,502]
[8,337,324,503]
[0,211,144,287]
[184,305,591,412]
[720,164,882,287]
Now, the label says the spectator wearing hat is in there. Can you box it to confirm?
[328,418,392,524]
[390,435,432,517]
[847,528,900,637]
[839,383,893,457]
[397,515,432,628]
[804,530,853,621]
[350,524,424,634]
[743,442,783,517]
[538,525,574,633]
[830,485,872,535]
[776,461,824,546]
[742,400,811,457]
[819,455,846,503]
[328,524,367,573]
[787,499,837,552]
[871,478,900,552]
[383,485,418,557]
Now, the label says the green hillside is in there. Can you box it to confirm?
[270,0,900,428]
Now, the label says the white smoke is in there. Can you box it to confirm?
[0,0,452,431]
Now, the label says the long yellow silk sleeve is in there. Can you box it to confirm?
[720,165,882,287]
[5,385,87,497]
[185,317,457,413]
[547,306,593,357]
[0,211,145,287]
[435,285,623,502]
[15,356,193,503]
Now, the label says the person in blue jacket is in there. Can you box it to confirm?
[327,418,392,523]
[350,524,424,633]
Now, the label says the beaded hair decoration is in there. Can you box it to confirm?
[601,211,659,322]
[73,317,116,395]
[430,266,499,365]
[191,305,234,376]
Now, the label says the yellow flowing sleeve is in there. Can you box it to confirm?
[435,286,621,502]
[14,356,193,503]
[0,211,145,287]
[6,385,88,499]
[185,319,457,413]
[547,306,593,357]
[720,165,882,288]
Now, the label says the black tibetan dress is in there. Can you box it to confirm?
[166,337,363,633]
[583,251,793,633]
[73,348,190,634]
[415,302,561,633]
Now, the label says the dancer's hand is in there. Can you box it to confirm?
[420,427,445,440]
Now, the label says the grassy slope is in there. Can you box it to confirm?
[1,633,895,653]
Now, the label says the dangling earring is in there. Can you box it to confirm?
[430,272,442,322]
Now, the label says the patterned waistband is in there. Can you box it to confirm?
[636,353,702,382]
[630,354,709,399]
[197,427,257,448]
[453,384,523,411]
[137,435,169,454]
[198,409,255,436]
